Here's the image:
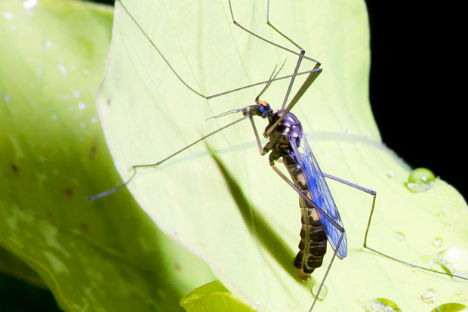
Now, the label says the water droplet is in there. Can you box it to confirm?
[79,123,87,129]
[387,169,394,178]
[44,40,53,48]
[430,303,467,312]
[58,64,67,75]
[405,168,435,192]
[433,237,443,247]
[3,94,11,102]
[23,0,38,9]
[395,231,406,242]
[90,117,97,124]
[433,247,468,278]
[4,12,14,20]
[439,207,447,216]
[51,114,58,120]
[421,288,437,304]
[311,283,328,301]
[78,102,86,110]
[73,90,81,98]
[364,298,401,312]
[408,168,436,183]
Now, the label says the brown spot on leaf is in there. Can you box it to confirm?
[88,143,97,160]
[10,164,19,173]
[80,223,88,230]
[64,188,73,197]
[173,262,181,271]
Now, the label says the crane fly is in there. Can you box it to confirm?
[89,0,468,311]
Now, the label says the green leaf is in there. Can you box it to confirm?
[0,0,214,311]
[180,281,256,312]
[98,0,468,311]
[0,246,45,288]
[431,303,467,312]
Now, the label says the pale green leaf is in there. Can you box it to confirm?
[98,0,468,311]
[180,281,256,312]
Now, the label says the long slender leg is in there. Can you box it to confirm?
[322,172,376,247]
[269,163,345,311]
[271,164,343,230]
[206,67,320,100]
[227,0,319,64]
[280,50,305,111]
[86,115,249,200]
[262,47,321,137]
[323,172,468,280]
[266,0,303,51]
[227,0,323,134]
[309,232,343,312]
[118,0,318,101]
[248,114,265,155]
[264,65,322,137]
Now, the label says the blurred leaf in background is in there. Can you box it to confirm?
[0,0,214,311]
[0,248,61,311]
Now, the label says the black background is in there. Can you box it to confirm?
[365,1,466,197]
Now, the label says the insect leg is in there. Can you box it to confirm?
[264,0,310,111]
[86,115,249,200]
[309,232,344,312]
[118,0,319,101]
[264,65,322,137]
[248,114,266,156]
[279,50,305,112]
[266,0,303,51]
[270,163,345,311]
[322,172,468,280]
[227,0,319,64]
[270,164,344,232]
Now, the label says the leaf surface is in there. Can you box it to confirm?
[98,0,468,311]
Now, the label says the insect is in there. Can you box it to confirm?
[89,0,467,311]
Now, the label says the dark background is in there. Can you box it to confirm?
[3,1,464,311]
[365,1,466,197]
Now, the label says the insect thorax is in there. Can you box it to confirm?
[265,111,303,163]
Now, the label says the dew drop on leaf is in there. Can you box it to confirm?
[439,207,448,216]
[395,231,406,242]
[433,237,444,247]
[311,283,328,301]
[363,298,401,312]
[405,167,436,192]
[433,247,468,278]
[420,288,437,304]
[430,302,467,312]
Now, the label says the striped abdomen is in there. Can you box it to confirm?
[283,155,327,280]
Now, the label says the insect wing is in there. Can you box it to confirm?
[289,134,347,258]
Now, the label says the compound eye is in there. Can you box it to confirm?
[258,105,266,115]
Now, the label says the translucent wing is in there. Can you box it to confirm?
[289,133,347,259]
